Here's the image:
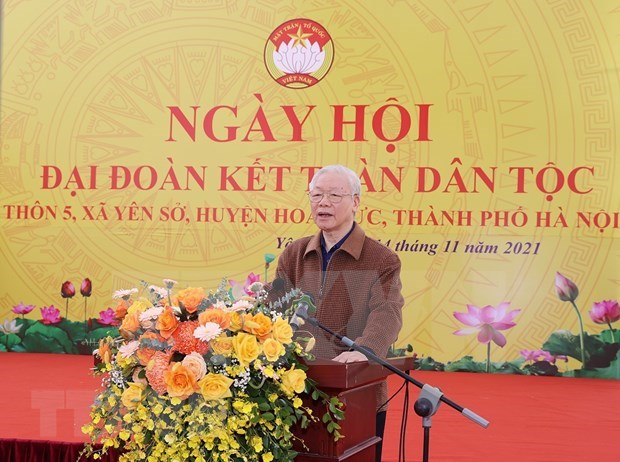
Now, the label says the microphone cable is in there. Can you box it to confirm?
[377,370,411,462]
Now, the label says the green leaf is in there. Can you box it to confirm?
[22,322,76,353]
[491,360,525,375]
[9,344,28,352]
[563,351,620,379]
[261,412,275,421]
[1,333,22,350]
[598,329,619,344]
[522,361,560,377]
[542,330,620,369]
[445,356,487,373]
[14,318,36,335]
[415,356,445,371]
[258,402,272,411]
[56,319,88,343]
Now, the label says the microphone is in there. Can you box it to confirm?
[300,314,490,430]
[289,302,309,331]
[265,277,285,294]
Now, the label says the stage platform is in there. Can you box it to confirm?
[0,353,618,461]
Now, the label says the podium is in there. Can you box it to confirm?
[294,357,413,462]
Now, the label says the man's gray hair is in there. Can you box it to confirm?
[309,164,362,196]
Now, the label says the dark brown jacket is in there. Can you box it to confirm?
[275,223,404,410]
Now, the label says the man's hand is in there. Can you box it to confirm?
[332,350,368,363]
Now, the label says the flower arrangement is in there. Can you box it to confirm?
[81,276,343,462]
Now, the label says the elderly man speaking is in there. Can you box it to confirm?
[274,164,405,462]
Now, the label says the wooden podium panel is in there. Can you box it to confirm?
[294,358,413,461]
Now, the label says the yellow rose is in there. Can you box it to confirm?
[232,332,261,367]
[262,338,284,362]
[121,382,145,410]
[211,334,234,356]
[243,312,273,340]
[197,373,234,400]
[280,368,306,395]
[271,317,293,345]
[164,362,198,400]
[127,297,152,315]
[229,312,243,332]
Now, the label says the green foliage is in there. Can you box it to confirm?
[22,321,76,353]
[409,327,619,379]
[414,356,445,371]
[1,318,119,354]
[305,379,344,441]
[0,333,22,350]
[445,356,487,373]
[388,343,414,357]
[522,361,561,377]
[542,330,620,369]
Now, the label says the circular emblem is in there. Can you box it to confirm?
[264,18,334,89]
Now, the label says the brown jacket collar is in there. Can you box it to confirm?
[303,222,366,261]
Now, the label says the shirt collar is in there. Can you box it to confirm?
[305,222,365,260]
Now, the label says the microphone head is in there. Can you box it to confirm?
[271,278,285,292]
[295,294,316,318]
[296,303,309,320]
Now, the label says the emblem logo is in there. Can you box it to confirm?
[264,18,334,89]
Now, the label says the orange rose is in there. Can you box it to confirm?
[211,334,234,356]
[119,312,140,340]
[243,312,273,340]
[271,317,294,345]
[156,306,179,339]
[164,362,199,400]
[97,338,113,364]
[115,300,128,320]
[135,332,165,366]
[198,308,231,330]
[174,287,206,314]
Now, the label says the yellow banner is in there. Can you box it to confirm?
[1,1,619,373]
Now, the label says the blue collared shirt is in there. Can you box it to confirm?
[320,223,355,272]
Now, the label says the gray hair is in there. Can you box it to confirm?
[309,164,362,196]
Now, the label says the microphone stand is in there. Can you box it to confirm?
[300,315,489,462]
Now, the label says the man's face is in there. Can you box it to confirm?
[309,171,360,235]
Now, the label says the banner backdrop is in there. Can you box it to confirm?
[1,0,619,375]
